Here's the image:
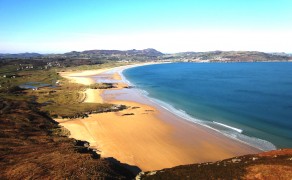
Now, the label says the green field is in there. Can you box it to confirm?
[0,61,129,118]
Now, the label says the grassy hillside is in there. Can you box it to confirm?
[139,149,292,179]
[0,61,140,179]
[0,99,137,179]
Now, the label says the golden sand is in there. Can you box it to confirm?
[56,65,260,171]
[59,69,110,85]
[83,89,104,103]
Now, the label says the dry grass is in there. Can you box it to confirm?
[0,99,136,179]
[140,150,292,179]
[0,62,139,179]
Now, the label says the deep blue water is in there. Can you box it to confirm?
[123,62,292,149]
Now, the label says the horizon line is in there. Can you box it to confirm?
[0,49,291,55]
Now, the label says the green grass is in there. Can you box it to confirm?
[28,82,86,104]
[88,83,116,89]
[42,103,114,118]
[0,61,132,91]
[0,67,61,91]
[0,65,20,75]
[63,62,132,71]
[0,62,129,119]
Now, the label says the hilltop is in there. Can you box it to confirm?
[0,52,43,59]
[1,49,291,63]
[0,48,164,61]
[169,51,292,62]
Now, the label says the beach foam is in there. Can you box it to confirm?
[149,94,276,151]
[120,68,277,152]
[59,64,263,171]
[213,121,243,133]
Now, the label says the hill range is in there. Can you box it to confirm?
[1,48,291,62]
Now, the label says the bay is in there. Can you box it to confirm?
[123,62,292,149]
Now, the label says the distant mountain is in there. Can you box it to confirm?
[64,48,164,58]
[1,49,291,62]
[171,51,291,62]
[0,48,163,60]
[127,48,164,56]
[0,53,43,59]
[269,52,289,55]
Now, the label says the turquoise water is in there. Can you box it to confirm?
[123,62,292,150]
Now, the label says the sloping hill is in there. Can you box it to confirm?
[0,53,43,59]
[172,51,291,61]
[138,149,292,179]
[0,99,137,179]
[64,48,164,59]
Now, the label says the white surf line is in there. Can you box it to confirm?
[213,121,243,133]
[118,62,276,151]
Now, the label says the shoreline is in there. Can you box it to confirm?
[118,65,276,151]
[118,64,278,151]
[56,63,261,171]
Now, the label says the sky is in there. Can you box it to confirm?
[0,0,291,53]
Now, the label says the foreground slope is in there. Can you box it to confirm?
[139,149,292,179]
[0,99,136,179]
[1,97,291,179]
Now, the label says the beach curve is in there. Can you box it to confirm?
[56,63,261,171]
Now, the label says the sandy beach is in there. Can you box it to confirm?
[56,63,260,171]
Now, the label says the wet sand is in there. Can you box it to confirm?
[56,64,260,171]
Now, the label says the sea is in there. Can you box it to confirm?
[123,62,292,150]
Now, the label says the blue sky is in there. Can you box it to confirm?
[0,0,291,53]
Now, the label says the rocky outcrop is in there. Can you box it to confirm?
[58,104,127,119]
